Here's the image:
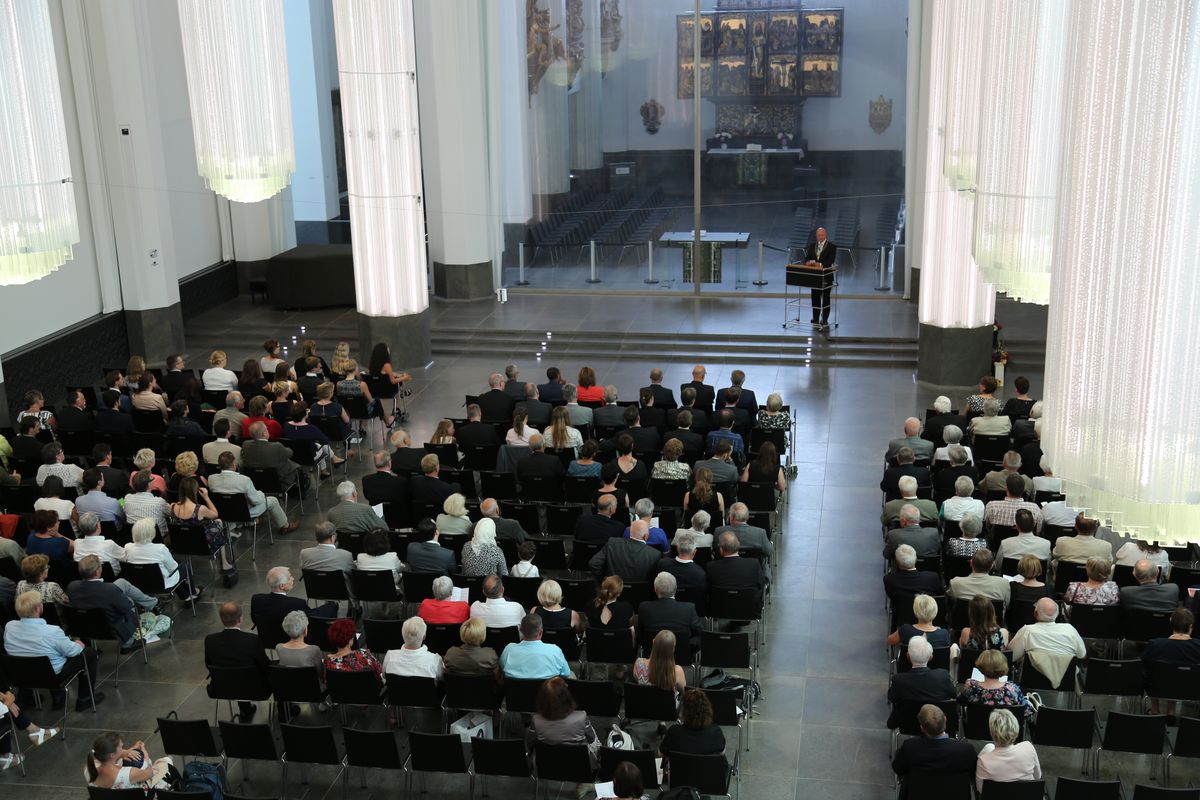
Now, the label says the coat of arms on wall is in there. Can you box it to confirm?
[527,0,565,100]
[640,98,665,134]
[869,95,893,134]
[566,0,584,87]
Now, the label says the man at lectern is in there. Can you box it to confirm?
[804,227,837,327]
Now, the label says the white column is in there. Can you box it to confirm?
[332,0,430,365]
[491,0,533,225]
[414,0,496,286]
[529,0,571,204]
[284,0,340,222]
[1043,0,1200,541]
[569,0,604,171]
[226,194,295,262]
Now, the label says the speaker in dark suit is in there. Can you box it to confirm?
[803,230,837,325]
[67,578,140,646]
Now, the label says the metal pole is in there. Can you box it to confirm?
[753,240,768,286]
[516,242,529,286]
[586,239,601,283]
[692,0,701,296]
[644,240,659,284]
[875,245,889,291]
[887,243,896,291]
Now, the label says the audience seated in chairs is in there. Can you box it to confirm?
[480,498,528,543]
[24,509,74,566]
[4,590,104,710]
[406,518,458,576]
[36,442,83,489]
[969,397,1012,437]
[659,688,726,782]
[419,575,469,624]
[470,575,525,628]
[68,555,155,653]
[444,617,499,676]
[706,531,766,592]
[947,549,1009,604]
[409,453,458,506]
[276,610,324,670]
[299,521,353,575]
[355,530,404,587]
[251,566,338,620]
[462,518,508,577]
[958,649,1035,722]
[1010,554,1054,606]
[1142,607,1200,717]
[933,424,973,466]
[973,708,1041,793]
[946,513,987,559]
[568,439,602,477]
[984,473,1043,534]
[714,502,774,580]
[657,532,707,590]
[1062,557,1119,610]
[886,637,955,729]
[884,545,942,604]
[84,732,173,790]
[1114,538,1172,576]
[673,511,713,549]
[75,469,125,528]
[743,440,786,491]
[978,451,1033,496]
[1120,558,1179,612]
[891,704,976,796]
[639,572,702,653]
[575,493,627,544]
[1051,514,1111,568]
[533,579,583,633]
[886,417,934,464]
[383,616,444,679]
[124,518,201,602]
[17,554,69,607]
[213,392,248,442]
[625,498,670,554]
[590,519,661,584]
[883,505,940,561]
[633,629,686,694]
[435,492,472,536]
[72,512,125,574]
[528,675,599,767]
[882,476,939,527]
[880,447,930,501]
[1007,597,1086,685]
[209,450,300,535]
[324,617,383,678]
[587,576,636,630]
[500,613,570,679]
[327,480,386,533]
[933,446,977,505]
[958,594,1010,651]
[888,593,951,648]
[996,509,1049,562]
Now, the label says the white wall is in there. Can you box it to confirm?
[601,0,907,153]
[286,0,341,222]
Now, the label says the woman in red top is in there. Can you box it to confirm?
[417,575,470,624]
[576,366,604,403]
[240,395,283,441]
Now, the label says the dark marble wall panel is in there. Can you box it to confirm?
[179,260,239,320]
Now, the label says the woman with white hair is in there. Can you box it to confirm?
[933,425,974,465]
[435,493,472,536]
[969,398,1012,436]
[941,476,985,523]
[673,510,713,548]
[417,575,470,624]
[461,518,507,577]
[123,518,201,601]
[382,616,444,679]
[886,593,951,648]
[974,708,1042,792]
[946,514,988,558]
[533,579,583,633]
[275,610,323,671]
[756,393,790,429]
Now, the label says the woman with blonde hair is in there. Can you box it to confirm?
[202,351,237,392]
[444,617,499,675]
[547,406,582,453]
[461,518,507,576]
[533,579,584,633]
[335,358,395,427]
[431,419,457,446]
[634,629,686,694]
[975,708,1042,792]
[435,493,472,535]
[887,593,951,648]
[330,341,354,379]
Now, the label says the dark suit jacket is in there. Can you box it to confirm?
[12,436,43,461]
[57,405,94,432]
[493,517,527,543]
[881,465,932,499]
[203,628,269,674]
[679,382,716,414]
[706,557,765,591]
[93,408,135,436]
[637,406,667,430]
[362,471,409,507]
[656,558,707,591]
[68,579,138,644]
[409,474,458,506]
[933,464,977,501]
[593,405,626,428]
[391,447,428,475]
[1120,583,1180,613]
[589,538,660,583]
[665,429,705,455]
[516,452,566,480]
[160,371,191,401]
[575,512,628,544]
[923,413,968,449]
[537,381,565,403]
[643,385,677,410]
[406,540,457,575]
[97,465,131,497]
[886,667,957,728]
[891,735,977,781]
[613,426,660,452]
[803,240,838,268]
[668,407,708,431]
[241,439,299,483]
[456,422,500,448]
[715,388,758,412]
[502,380,525,399]
[479,389,515,422]
[1019,443,1044,478]
[638,597,702,645]
[517,399,552,428]
[883,569,944,603]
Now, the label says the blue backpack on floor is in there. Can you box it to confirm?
[182,761,227,800]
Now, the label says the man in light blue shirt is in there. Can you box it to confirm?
[499,614,571,680]
[74,468,125,529]
[4,590,104,710]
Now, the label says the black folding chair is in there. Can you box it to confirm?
[59,604,147,686]
[533,741,595,788]
[598,745,659,789]
[405,731,473,795]
[384,675,445,731]
[1094,712,1170,781]
[206,666,272,723]
[266,665,327,722]
[279,723,345,789]
[667,751,737,800]
[342,727,404,791]
[1030,706,1095,775]
[209,491,268,561]
[471,737,533,796]
[156,712,223,763]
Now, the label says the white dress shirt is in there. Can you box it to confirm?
[941,496,985,523]
[383,645,444,679]
[356,552,404,585]
[123,541,181,588]
[74,535,127,573]
[470,597,525,628]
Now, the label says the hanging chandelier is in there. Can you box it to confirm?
[0,0,80,286]
[177,0,294,203]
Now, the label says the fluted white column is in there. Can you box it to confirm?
[569,0,604,171]
[529,0,571,206]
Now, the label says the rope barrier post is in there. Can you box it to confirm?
[875,245,889,291]
[753,240,768,286]
[515,242,529,286]
[586,239,601,283]
[644,240,659,284]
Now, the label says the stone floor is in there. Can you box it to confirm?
[0,293,1183,799]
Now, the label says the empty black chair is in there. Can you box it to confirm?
[342,727,404,791]
[666,751,736,799]
[424,622,461,656]
[545,504,583,535]
[1132,788,1200,800]
[279,723,344,788]
[529,537,569,571]
[384,674,445,730]
[483,625,520,653]
[266,665,326,721]
[1168,716,1200,785]
[1029,706,1095,774]
[567,541,604,573]
[156,713,222,760]
[584,628,637,675]
[349,568,402,605]
[325,670,385,714]
[519,475,564,504]
[541,627,581,663]
[480,471,518,500]
[217,721,281,786]
[1148,663,1200,703]
[979,780,1046,800]
[533,741,595,786]
[1070,603,1123,640]
[250,613,288,649]
[405,731,473,795]
[566,678,621,718]
[1055,777,1123,800]
[1123,610,1174,649]
[471,737,533,795]
[1095,712,1170,780]
[1083,658,1145,699]
[1021,656,1080,693]
[122,560,196,617]
[443,673,502,719]
[1055,561,1089,594]
[562,475,598,504]
[363,617,405,652]
[503,677,545,715]
[598,745,659,789]
[206,666,272,722]
[622,682,678,724]
[300,569,351,607]
[2,653,92,734]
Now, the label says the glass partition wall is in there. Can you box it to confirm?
[287,0,908,298]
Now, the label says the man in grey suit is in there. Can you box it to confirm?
[883,505,941,560]
[1120,559,1179,612]
[947,549,1011,604]
[562,384,593,427]
[480,498,527,543]
[406,519,457,575]
[502,364,526,398]
[885,418,935,464]
[517,384,552,428]
[326,481,386,533]
[68,555,148,652]
[589,520,661,583]
[694,442,739,484]
[593,386,626,427]
[299,522,353,575]
[241,421,306,491]
[209,451,298,534]
[713,502,774,581]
